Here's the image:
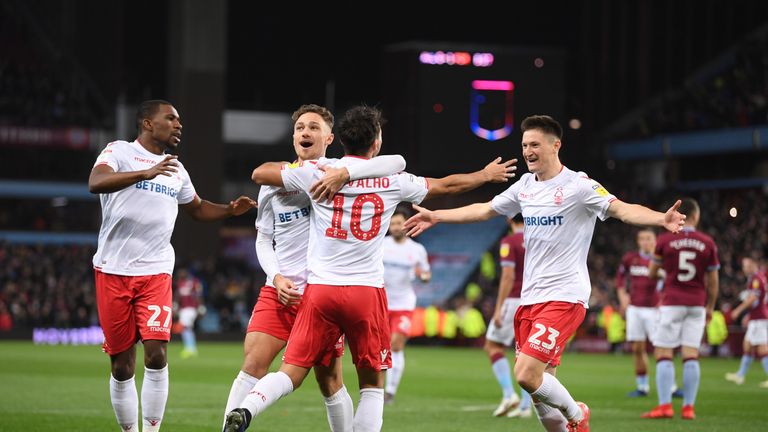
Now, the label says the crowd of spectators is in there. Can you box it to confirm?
[0,7,105,128]
[609,28,768,140]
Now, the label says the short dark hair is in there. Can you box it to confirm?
[393,203,412,220]
[337,105,385,156]
[292,104,334,129]
[512,214,524,224]
[678,197,700,217]
[136,99,172,132]
[521,115,563,140]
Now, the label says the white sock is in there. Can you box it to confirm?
[534,401,568,432]
[141,366,168,432]
[385,350,405,395]
[353,388,384,432]
[110,375,138,431]
[324,385,354,432]
[224,371,259,420]
[240,371,294,418]
[531,373,582,422]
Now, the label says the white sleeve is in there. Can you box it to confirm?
[417,244,431,272]
[280,163,318,192]
[176,162,197,204]
[577,174,616,221]
[254,187,276,235]
[93,141,122,171]
[490,180,523,217]
[255,229,279,286]
[394,172,430,204]
[346,155,406,180]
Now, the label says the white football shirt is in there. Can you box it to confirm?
[490,166,615,307]
[92,140,197,276]
[382,236,430,311]
[281,157,429,287]
[254,185,312,293]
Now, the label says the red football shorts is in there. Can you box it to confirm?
[247,286,299,341]
[284,284,391,370]
[95,268,172,355]
[388,310,413,337]
[514,301,586,367]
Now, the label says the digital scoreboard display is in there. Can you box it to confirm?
[381,44,565,177]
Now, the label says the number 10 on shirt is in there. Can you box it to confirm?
[325,193,385,241]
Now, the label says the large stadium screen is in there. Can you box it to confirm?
[382,44,565,177]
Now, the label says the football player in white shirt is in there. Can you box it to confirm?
[404,115,686,432]
[382,205,431,404]
[224,105,516,432]
[89,100,256,432]
[223,104,407,432]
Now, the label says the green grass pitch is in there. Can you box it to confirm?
[1,341,766,431]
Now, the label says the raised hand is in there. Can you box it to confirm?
[274,274,301,306]
[310,165,350,203]
[483,157,518,183]
[404,203,438,237]
[663,199,686,233]
[145,155,178,179]
[228,196,257,216]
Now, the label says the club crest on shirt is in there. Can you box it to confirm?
[553,187,564,205]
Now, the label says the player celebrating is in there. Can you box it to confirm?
[224,104,516,432]
[485,215,532,418]
[616,229,659,397]
[222,103,407,431]
[89,100,256,432]
[404,115,686,432]
[725,256,768,387]
[642,198,719,420]
[382,205,432,404]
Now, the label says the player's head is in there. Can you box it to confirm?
[741,256,758,275]
[337,105,385,157]
[520,115,563,175]
[389,204,411,240]
[137,100,182,149]
[291,104,335,162]
[636,228,656,254]
[678,197,700,227]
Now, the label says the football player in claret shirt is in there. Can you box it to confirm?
[224,105,516,432]
[405,115,686,432]
[485,215,532,418]
[616,228,659,397]
[381,205,431,404]
[725,256,768,387]
[642,198,719,420]
[174,268,204,359]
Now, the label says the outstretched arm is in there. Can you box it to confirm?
[424,157,517,199]
[310,154,407,202]
[404,201,499,237]
[608,199,686,233]
[251,161,290,187]
[89,155,179,194]
[180,195,257,221]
